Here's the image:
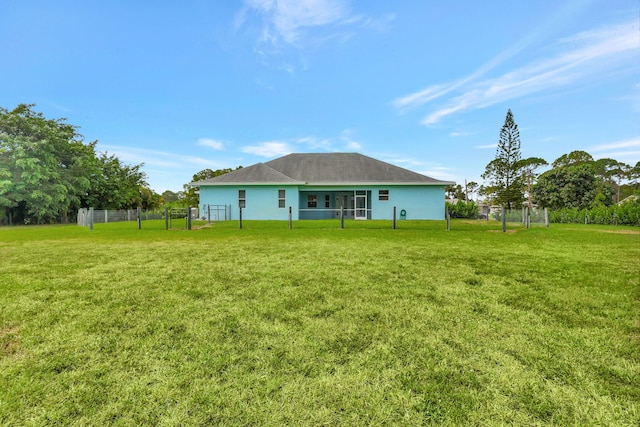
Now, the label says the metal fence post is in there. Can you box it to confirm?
[89,207,94,230]
[340,206,344,229]
[239,206,243,229]
[187,206,192,230]
[446,207,451,231]
[137,207,142,229]
[393,206,397,230]
[502,206,506,232]
[544,207,549,228]
[207,205,211,224]
[165,207,169,230]
[288,206,292,229]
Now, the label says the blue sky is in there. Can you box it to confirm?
[2,0,639,193]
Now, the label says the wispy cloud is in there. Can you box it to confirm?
[241,130,364,157]
[450,131,473,137]
[589,137,640,164]
[98,144,221,169]
[237,0,355,46]
[296,135,333,150]
[241,141,293,157]
[589,137,640,153]
[339,129,362,150]
[476,144,497,149]
[197,138,225,150]
[236,0,392,60]
[394,20,639,126]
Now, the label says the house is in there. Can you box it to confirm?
[192,153,454,220]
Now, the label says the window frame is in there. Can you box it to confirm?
[379,189,389,201]
[238,189,246,208]
[307,194,317,208]
[278,189,286,208]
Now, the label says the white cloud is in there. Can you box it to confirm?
[241,141,293,157]
[589,137,640,153]
[340,129,362,150]
[296,135,333,150]
[589,137,640,165]
[96,144,224,170]
[476,144,497,149]
[239,0,355,46]
[197,138,225,150]
[418,167,457,182]
[450,131,473,137]
[394,20,639,126]
[346,140,362,150]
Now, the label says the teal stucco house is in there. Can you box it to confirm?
[192,153,454,220]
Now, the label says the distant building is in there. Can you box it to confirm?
[192,153,454,220]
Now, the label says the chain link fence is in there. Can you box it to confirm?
[77,208,164,229]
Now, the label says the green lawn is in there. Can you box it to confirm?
[1,220,639,425]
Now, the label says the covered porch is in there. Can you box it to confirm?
[298,190,372,220]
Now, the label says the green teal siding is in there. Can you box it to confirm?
[199,185,300,220]
[198,184,446,220]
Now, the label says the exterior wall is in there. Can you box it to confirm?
[371,186,446,220]
[199,185,300,220]
[198,184,447,220]
[300,185,447,220]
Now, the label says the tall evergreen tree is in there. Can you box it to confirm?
[481,109,523,210]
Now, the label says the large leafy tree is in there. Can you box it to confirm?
[0,104,160,224]
[0,104,96,223]
[84,153,150,210]
[552,150,593,168]
[532,151,615,209]
[481,109,523,210]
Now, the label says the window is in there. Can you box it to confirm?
[307,194,317,208]
[325,194,330,208]
[379,190,389,201]
[278,189,286,208]
[238,190,246,208]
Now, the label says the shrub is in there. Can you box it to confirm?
[548,198,640,226]
[446,201,479,219]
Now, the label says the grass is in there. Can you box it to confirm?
[1,219,639,425]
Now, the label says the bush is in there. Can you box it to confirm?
[548,198,640,226]
[446,201,479,219]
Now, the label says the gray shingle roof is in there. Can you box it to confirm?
[193,153,453,185]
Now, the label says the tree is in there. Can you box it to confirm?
[84,152,149,209]
[532,153,600,210]
[445,184,465,201]
[0,104,96,223]
[481,109,523,210]
[465,181,479,201]
[515,157,548,209]
[0,104,163,223]
[594,158,630,203]
[552,150,593,168]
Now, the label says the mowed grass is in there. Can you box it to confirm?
[1,220,639,425]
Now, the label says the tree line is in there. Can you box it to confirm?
[0,104,163,224]
[447,109,640,223]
